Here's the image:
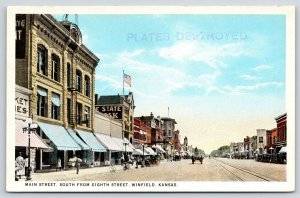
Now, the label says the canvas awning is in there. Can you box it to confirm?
[67,129,90,150]
[38,122,81,151]
[94,133,123,152]
[15,120,52,151]
[132,149,144,155]
[145,147,157,155]
[76,130,106,152]
[279,146,287,153]
[152,145,165,153]
[111,137,134,152]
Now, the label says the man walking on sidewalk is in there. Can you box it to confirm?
[75,156,82,174]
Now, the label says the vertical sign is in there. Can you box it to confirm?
[16,14,26,59]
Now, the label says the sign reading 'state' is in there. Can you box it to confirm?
[15,92,29,117]
[96,105,122,119]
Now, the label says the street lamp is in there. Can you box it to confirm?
[123,142,128,161]
[22,118,38,181]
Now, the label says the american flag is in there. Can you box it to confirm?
[123,73,131,87]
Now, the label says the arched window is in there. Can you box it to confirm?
[37,44,47,76]
[51,54,60,82]
[76,69,82,92]
[85,75,90,97]
[67,63,71,87]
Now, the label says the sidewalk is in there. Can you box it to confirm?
[16,164,125,181]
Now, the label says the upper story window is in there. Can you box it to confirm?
[51,92,60,120]
[67,63,71,88]
[37,86,47,117]
[76,102,82,125]
[37,44,47,76]
[76,69,82,92]
[84,75,90,97]
[84,106,90,127]
[51,54,60,82]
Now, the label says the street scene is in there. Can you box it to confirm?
[10,7,294,192]
[21,158,286,182]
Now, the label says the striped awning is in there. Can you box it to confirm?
[15,120,52,151]
[67,129,90,150]
[76,130,106,152]
[152,145,166,153]
[94,133,123,152]
[38,122,81,151]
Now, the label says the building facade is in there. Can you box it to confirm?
[15,14,103,170]
[161,117,177,158]
[257,129,267,155]
[275,113,287,150]
[95,92,135,143]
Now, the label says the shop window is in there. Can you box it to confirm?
[37,44,47,76]
[51,92,60,120]
[85,75,90,97]
[67,63,71,88]
[37,87,47,117]
[51,54,60,82]
[76,70,82,92]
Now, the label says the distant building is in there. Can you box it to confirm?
[266,128,277,154]
[95,92,135,143]
[161,117,177,158]
[275,113,287,150]
[257,129,267,154]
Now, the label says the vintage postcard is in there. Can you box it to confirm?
[7,6,295,192]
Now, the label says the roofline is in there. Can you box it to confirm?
[43,14,100,64]
[274,113,287,121]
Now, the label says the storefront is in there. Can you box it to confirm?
[37,122,82,170]
[94,133,122,165]
[15,85,52,173]
[76,130,106,166]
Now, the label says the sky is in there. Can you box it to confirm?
[55,14,286,154]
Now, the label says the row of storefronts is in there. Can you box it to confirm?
[16,85,165,171]
[227,113,287,159]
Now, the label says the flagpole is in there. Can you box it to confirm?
[123,69,124,95]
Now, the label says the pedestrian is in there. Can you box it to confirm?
[75,156,82,174]
[24,156,29,177]
[15,152,25,179]
[56,157,62,171]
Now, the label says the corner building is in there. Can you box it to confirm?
[15,14,103,170]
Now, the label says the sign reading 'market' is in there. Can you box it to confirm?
[96,105,122,119]
[15,92,29,117]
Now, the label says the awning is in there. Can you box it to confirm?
[279,146,287,153]
[145,147,157,155]
[123,138,135,152]
[152,145,165,153]
[94,133,122,152]
[15,120,52,151]
[132,149,144,155]
[67,129,90,150]
[76,130,106,152]
[111,137,134,152]
[38,122,81,151]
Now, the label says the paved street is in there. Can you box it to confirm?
[28,158,286,182]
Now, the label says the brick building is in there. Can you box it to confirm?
[275,113,287,150]
[266,128,277,154]
[15,14,104,170]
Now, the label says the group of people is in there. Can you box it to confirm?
[15,152,31,181]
